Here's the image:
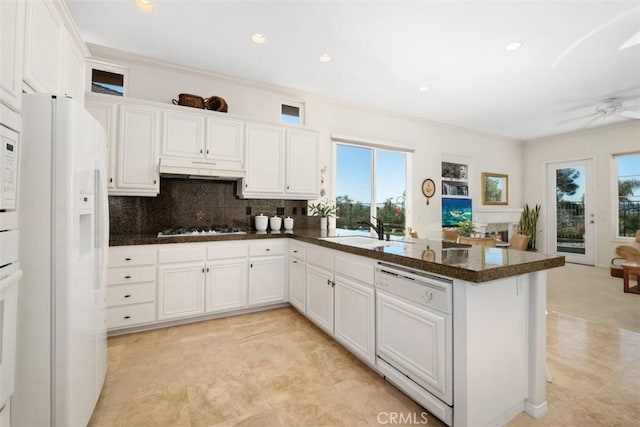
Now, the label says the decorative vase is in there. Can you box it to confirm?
[320,217,328,230]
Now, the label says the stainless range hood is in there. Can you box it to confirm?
[159,157,245,180]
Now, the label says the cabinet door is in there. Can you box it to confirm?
[206,117,244,169]
[23,0,62,94]
[161,110,205,158]
[286,128,319,197]
[157,262,205,320]
[288,257,306,313]
[248,256,285,306]
[117,104,160,194]
[306,265,334,335]
[0,0,25,111]
[334,275,375,365]
[85,98,117,189]
[205,258,248,313]
[59,29,86,105]
[243,123,285,195]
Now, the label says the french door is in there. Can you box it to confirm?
[546,159,596,265]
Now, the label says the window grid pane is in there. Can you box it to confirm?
[616,152,640,238]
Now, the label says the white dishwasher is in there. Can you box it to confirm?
[375,262,453,426]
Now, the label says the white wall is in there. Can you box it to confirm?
[89,45,525,237]
[523,122,640,267]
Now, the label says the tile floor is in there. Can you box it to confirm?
[89,264,639,426]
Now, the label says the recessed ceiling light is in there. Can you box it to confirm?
[134,0,154,13]
[504,41,523,51]
[318,54,331,63]
[251,33,266,44]
[418,86,429,92]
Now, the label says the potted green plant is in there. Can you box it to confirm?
[308,199,338,230]
[457,219,476,237]
[519,203,541,251]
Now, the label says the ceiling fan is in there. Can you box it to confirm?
[558,97,640,126]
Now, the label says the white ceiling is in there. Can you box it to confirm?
[67,0,640,140]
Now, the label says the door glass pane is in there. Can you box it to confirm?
[336,145,372,230]
[556,166,585,254]
[375,150,406,235]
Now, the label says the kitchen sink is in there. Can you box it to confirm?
[319,235,412,249]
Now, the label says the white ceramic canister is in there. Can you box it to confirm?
[255,214,268,231]
[269,216,282,231]
[283,217,294,230]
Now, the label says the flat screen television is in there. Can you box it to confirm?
[442,198,472,227]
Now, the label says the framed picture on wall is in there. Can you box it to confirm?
[481,173,508,205]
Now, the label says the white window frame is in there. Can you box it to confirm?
[280,99,305,126]
[331,135,414,233]
[611,151,640,241]
[86,60,129,96]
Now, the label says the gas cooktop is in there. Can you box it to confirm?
[158,226,246,237]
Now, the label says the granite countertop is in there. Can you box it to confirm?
[110,229,565,283]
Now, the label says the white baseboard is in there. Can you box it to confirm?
[525,400,549,419]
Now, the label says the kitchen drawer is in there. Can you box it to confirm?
[307,247,333,271]
[107,266,156,285]
[289,242,306,260]
[208,243,248,260]
[158,246,207,264]
[106,303,156,329]
[335,255,374,285]
[108,248,157,267]
[106,282,156,307]
[249,240,284,257]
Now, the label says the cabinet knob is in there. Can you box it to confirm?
[124,315,131,319]
[200,149,203,154]
[265,248,270,251]
[109,177,113,183]
[286,185,290,190]
[293,250,298,253]
[124,275,132,279]
[292,260,298,264]
[206,267,210,272]
[124,294,131,298]
[124,257,132,261]
[327,279,331,285]
[202,267,205,273]
[206,150,209,154]
[154,179,157,184]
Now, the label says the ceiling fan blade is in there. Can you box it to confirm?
[556,112,599,125]
[580,114,605,128]
[619,110,640,119]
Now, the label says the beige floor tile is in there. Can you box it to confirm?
[212,411,282,427]
[187,371,271,427]
[108,384,191,427]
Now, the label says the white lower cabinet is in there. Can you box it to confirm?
[158,262,205,320]
[334,275,375,366]
[288,241,307,313]
[205,258,248,313]
[249,257,285,306]
[107,246,158,330]
[305,264,335,335]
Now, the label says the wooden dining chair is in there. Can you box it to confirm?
[457,237,496,247]
[509,233,530,251]
[442,229,460,242]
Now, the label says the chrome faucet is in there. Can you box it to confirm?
[358,217,385,240]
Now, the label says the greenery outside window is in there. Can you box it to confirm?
[613,152,640,238]
[335,142,410,236]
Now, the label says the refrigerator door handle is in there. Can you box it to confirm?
[96,157,110,291]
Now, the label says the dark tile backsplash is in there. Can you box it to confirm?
[109,178,318,235]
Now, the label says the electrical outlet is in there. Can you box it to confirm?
[277,207,285,215]
[245,206,252,215]
[292,207,298,215]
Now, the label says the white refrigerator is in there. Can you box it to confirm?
[13,94,108,426]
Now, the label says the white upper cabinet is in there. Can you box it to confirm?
[22,0,87,103]
[243,122,286,195]
[206,116,244,170]
[160,111,245,172]
[23,0,63,94]
[59,28,86,105]
[0,0,26,112]
[286,128,320,196]
[161,109,205,158]
[85,97,117,189]
[240,123,319,199]
[117,103,160,195]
